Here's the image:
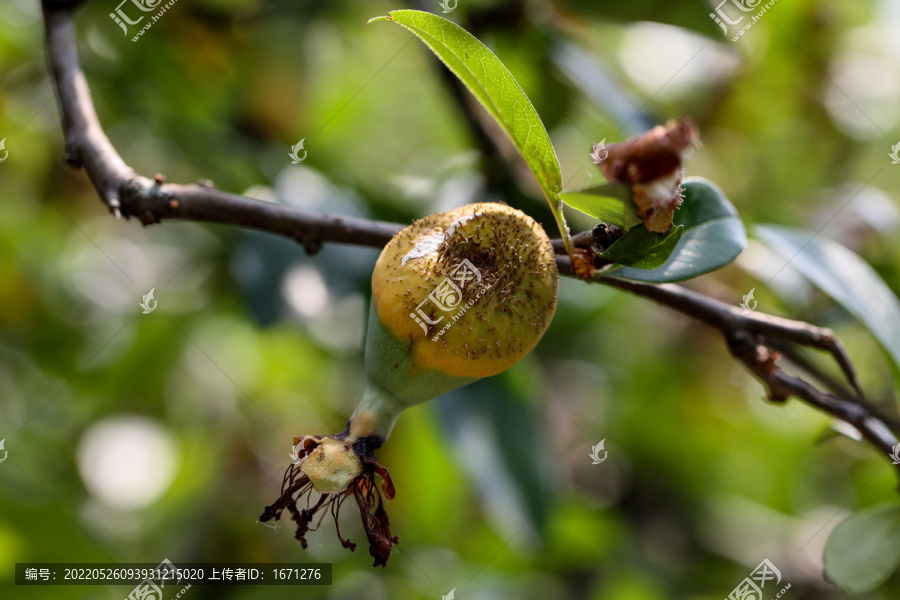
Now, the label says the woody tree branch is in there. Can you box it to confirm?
[41,0,900,482]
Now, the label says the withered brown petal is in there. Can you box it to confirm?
[371,461,396,501]
[595,118,696,233]
[597,118,696,184]
[366,501,400,568]
[263,438,402,568]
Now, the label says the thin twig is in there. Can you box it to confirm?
[768,341,858,402]
[40,0,900,481]
[575,265,898,464]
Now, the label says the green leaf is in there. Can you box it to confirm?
[563,182,632,203]
[611,177,747,282]
[560,192,626,228]
[560,182,631,228]
[824,504,900,593]
[598,224,683,269]
[754,225,900,371]
[371,10,567,239]
[622,197,641,231]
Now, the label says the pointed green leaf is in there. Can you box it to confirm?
[370,10,567,237]
[560,195,625,227]
[623,197,641,231]
[754,224,900,371]
[560,182,630,228]
[612,177,747,282]
[598,224,683,269]
[824,504,900,593]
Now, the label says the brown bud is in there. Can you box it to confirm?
[595,118,698,233]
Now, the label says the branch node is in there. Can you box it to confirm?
[571,248,595,280]
[139,210,159,226]
[767,389,790,403]
[64,145,82,168]
[108,197,122,219]
[302,239,323,256]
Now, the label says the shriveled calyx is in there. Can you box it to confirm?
[260,434,397,568]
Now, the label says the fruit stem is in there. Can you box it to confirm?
[549,192,574,257]
[345,381,406,443]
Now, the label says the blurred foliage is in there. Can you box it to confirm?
[1,0,900,599]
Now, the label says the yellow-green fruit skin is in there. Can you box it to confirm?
[371,202,558,382]
[348,203,558,442]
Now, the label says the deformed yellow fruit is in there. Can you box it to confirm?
[372,202,558,379]
[262,202,559,568]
